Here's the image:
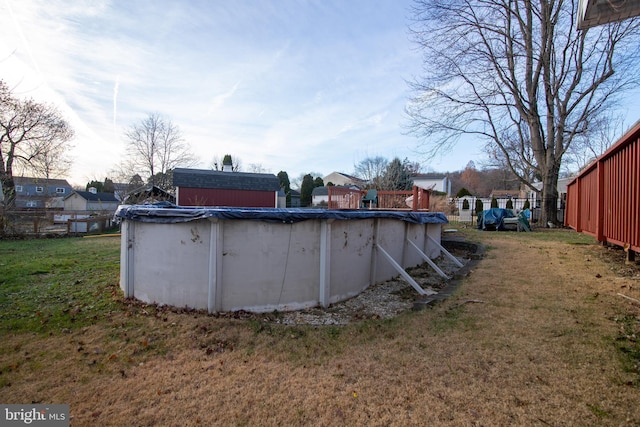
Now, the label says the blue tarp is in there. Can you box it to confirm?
[477,208,516,231]
[114,203,449,225]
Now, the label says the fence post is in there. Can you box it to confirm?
[596,159,605,242]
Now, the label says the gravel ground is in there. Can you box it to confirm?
[269,248,471,326]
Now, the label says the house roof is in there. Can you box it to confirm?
[13,176,72,187]
[488,189,523,199]
[66,191,119,202]
[412,173,447,180]
[312,185,360,196]
[336,172,363,182]
[173,168,280,192]
[323,172,366,184]
[312,186,329,196]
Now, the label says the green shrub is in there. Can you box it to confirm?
[491,197,498,208]
[456,187,472,198]
[506,198,513,209]
[523,199,530,210]
[462,199,470,210]
[475,199,484,214]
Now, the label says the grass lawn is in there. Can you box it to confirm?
[0,236,121,333]
[0,229,639,426]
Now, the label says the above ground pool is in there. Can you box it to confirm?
[115,205,448,313]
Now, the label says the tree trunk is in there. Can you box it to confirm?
[0,175,16,210]
[540,164,560,227]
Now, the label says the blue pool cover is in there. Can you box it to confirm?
[115,203,448,225]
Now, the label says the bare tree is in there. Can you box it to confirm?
[353,156,389,188]
[209,154,242,171]
[563,113,627,173]
[26,140,73,179]
[0,80,74,208]
[247,163,270,173]
[291,171,324,190]
[406,0,640,225]
[124,113,197,190]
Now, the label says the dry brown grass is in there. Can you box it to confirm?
[2,229,640,426]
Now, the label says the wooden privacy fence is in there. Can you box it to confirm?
[565,121,640,257]
[378,187,430,210]
[327,187,363,209]
[327,185,430,211]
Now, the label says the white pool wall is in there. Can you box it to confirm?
[119,211,443,313]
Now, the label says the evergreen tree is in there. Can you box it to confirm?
[277,171,291,207]
[506,198,513,210]
[381,157,413,190]
[86,180,104,192]
[456,187,472,198]
[129,174,144,189]
[475,199,484,214]
[102,178,115,193]
[300,174,314,207]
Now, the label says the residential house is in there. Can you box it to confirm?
[530,177,572,209]
[173,167,281,208]
[6,176,73,209]
[488,189,528,201]
[311,186,329,207]
[63,189,120,213]
[411,173,451,196]
[323,172,366,188]
[289,189,301,208]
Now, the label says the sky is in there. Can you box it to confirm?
[0,0,486,187]
[3,1,640,189]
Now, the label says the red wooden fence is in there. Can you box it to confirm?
[327,186,363,209]
[377,187,430,211]
[565,121,640,253]
[327,186,431,211]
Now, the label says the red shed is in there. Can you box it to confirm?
[173,168,281,208]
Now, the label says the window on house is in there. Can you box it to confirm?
[35,186,44,193]
[56,187,65,194]
[15,185,23,192]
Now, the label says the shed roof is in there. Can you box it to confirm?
[173,168,280,192]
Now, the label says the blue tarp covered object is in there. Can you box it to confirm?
[477,208,516,231]
[114,203,449,225]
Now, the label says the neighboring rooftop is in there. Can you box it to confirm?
[412,173,447,179]
[66,191,119,202]
[173,168,280,192]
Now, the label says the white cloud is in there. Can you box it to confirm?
[207,81,241,114]
[1,0,482,187]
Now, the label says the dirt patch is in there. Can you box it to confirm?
[268,239,480,325]
[1,229,640,426]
